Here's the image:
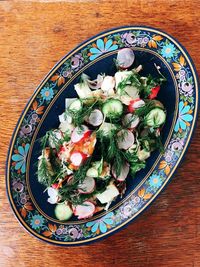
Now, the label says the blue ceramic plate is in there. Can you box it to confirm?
[6,26,199,246]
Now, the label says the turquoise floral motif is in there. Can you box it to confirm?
[30,214,45,230]
[161,43,176,59]
[149,174,162,189]
[174,101,193,132]
[11,144,30,174]
[86,212,114,234]
[89,38,118,60]
[41,86,54,101]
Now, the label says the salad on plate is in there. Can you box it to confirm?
[37,48,167,221]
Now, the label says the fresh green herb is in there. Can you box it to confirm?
[97,129,127,177]
[39,131,51,150]
[117,72,142,95]
[67,99,98,126]
[58,158,92,204]
[130,162,146,176]
[37,157,53,187]
[141,74,166,98]
[36,50,167,219]
[134,100,155,118]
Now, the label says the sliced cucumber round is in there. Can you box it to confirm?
[68,99,82,113]
[102,99,123,119]
[55,203,73,221]
[145,108,166,128]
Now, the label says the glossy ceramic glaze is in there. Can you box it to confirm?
[6,26,199,245]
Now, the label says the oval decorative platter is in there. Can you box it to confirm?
[6,26,199,246]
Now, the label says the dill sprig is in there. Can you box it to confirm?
[134,100,155,118]
[58,158,92,202]
[39,131,51,149]
[97,129,126,177]
[117,72,142,95]
[141,74,166,98]
[67,99,99,126]
[37,157,53,187]
[37,129,64,151]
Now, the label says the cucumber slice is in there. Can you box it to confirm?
[145,108,166,128]
[68,99,82,113]
[55,203,73,221]
[102,99,123,119]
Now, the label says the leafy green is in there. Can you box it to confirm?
[141,74,166,98]
[130,162,146,176]
[117,72,142,95]
[67,99,99,126]
[37,157,54,187]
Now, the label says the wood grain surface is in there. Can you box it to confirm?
[0,1,200,266]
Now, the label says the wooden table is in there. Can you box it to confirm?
[0,1,200,266]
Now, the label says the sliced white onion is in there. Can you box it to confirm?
[87,74,104,89]
[47,187,59,204]
[101,76,115,96]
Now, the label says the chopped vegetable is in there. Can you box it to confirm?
[37,49,166,221]
[96,184,119,204]
[78,176,95,194]
[101,76,115,96]
[128,98,145,112]
[98,122,117,137]
[148,85,160,99]
[68,99,82,113]
[55,203,73,220]
[145,108,166,128]
[87,109,103,126]
[116,48,135,69]
[112,161,130,181]
[122,113,140,129]
[71,125,90,143]
[70,151,87,166]
[73,201,95,219]
[102,99,123,119]
[117,129,135,150]
[74,81,92,98]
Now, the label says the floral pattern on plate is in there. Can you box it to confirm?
[7,27,198,245]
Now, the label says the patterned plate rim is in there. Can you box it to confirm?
[6,25,199,246]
